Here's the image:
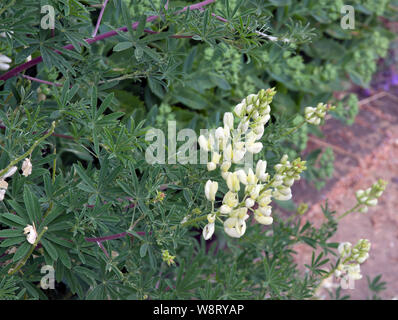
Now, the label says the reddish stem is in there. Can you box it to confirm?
[85,231,146,243]
[92,0,109,37]
[0,0,216,82]
[22,74,62,87]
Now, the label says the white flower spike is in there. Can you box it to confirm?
[196,89,308,240]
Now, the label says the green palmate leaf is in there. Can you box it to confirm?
[23,185,42,225]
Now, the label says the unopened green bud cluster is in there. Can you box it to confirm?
[355,179,387,213]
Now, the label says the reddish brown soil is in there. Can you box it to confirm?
[292,90,398,299]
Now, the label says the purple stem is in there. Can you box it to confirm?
[22,74,62,87]
[92,0,109,38]
[85,231,146,243]
[0,0,216,82]
[97,241,110,258]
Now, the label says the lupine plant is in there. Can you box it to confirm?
[0,0,392,300]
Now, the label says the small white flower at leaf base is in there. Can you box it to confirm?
[204,180,218,202]
[22,158,32,177]
[0,54,12,71]
[24,224,37,244]
[0,166,17,180]
[202,222,215,240]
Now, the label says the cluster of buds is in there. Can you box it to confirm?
[335,239,371,281]
[198,88,275,173]
[0,32,12,71]
[355,179,387,213]
[161,249,176,266]
[304,103,335,125]
[153,190,166,203]
[272,155,306,201]
[199,89,307,240]
[0,158,33,201]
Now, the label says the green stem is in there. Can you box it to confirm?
[0,121,56,178]
[281,119,306,138]
[337,203,361,221]
[8,227,48,275]
[181,214,209,227]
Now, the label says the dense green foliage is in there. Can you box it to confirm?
[0,0,394,299]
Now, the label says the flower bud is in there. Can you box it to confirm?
[205,180,218,201]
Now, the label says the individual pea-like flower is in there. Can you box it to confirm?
[204,180,218,202]
[256,160,268,182]
[254,205,273,225]
[305,103,335,125]
[202,214,216,240]
[220,191,239,214]
[226,171,241,192]
[223,112,234,130]
[21,158,32,177]
[355,179,387,213]
[223,212,249,238]
[24,224,38,244]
